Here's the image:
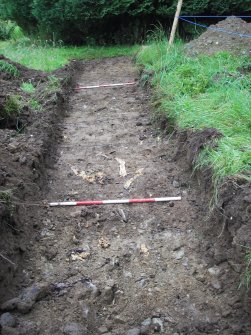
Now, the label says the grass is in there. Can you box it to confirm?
[21,82,36,93]
[0,41,139,71]
[240,251,251,290]
[136,39,251,188]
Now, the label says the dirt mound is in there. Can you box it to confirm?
[186,17,251,56]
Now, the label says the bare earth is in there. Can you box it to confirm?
[1,57,250,335]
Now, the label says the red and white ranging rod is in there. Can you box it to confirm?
[75,82,136,90]
[49,196,181,207]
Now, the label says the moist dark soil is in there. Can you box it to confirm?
[0,56,250,335]
[186,17,251,56]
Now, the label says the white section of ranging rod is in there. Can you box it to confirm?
[75,82,136,90]
[49,197,181,207]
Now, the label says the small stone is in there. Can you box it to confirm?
[63,323,86,335]
[127,328,141,335]
[173,248,185,260]
[210,278,222,290]
[114,315,126,324]
[141,318,151,327]
[152,318,164,332]
[141,318,151,334]
[123,271,133,278]
[208,266,221,277]
[102,285,115,304]
[172,180,180,188]
[98,326,108,334]
[0,313,16,328]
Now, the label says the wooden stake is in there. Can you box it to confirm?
[169,0,183,45]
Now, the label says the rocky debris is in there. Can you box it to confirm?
[1,283,51,314]
[186,17,251,56]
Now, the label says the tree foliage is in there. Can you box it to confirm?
[0,0,250,43]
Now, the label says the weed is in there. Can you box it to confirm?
[0,60,20,77]
[28,99,42,111]
[21,82,36,94]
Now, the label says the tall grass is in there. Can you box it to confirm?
[137,39,251,188]
[0,41,139,71]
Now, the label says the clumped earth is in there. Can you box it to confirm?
[0,55,250,335]
[186,17,251,56]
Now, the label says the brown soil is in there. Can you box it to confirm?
[0,57,250,335]
[186,17,251,56]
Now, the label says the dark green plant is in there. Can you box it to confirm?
[1,95,22,119]
[0,60,20,77]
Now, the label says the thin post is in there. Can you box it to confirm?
[169,0,183,45]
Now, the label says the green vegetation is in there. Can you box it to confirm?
[0,59,20,77]
[0,20,24,40]
[0,41,139,71]
[21,82,36,93]
[0,0,250,43]
[1,94,23,119]
[240,252,251,290]
[137,40,251,188]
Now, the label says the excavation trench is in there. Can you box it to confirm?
[1,57,250,335]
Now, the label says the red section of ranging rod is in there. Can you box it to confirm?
[49,197,181,207]
[75,82,136,90]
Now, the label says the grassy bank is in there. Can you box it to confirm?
[0,41,139,71]
[137,40,251,189]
